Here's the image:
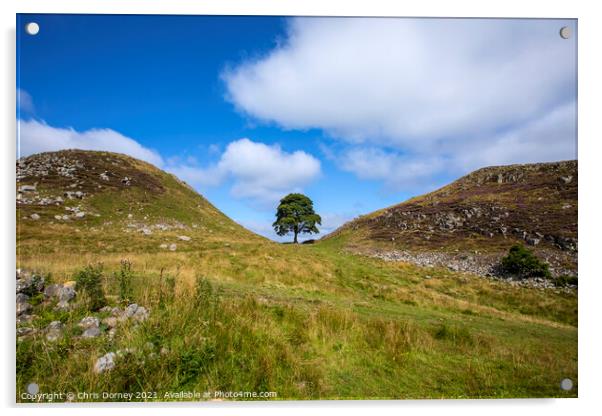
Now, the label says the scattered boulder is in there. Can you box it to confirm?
[58,286,76,302]
[30,213,40,220]
[45,321,64,342]
[17,314,34,324]
[74,212,86,219]
[54,301,72,311]
[123,303,139,319]
[16,275,45,295]
[82,327,101,338]
[17,327,35,337]
[16,300,32,316]
[117,303,149,323]
[44,284,62,298]
[94,352,116,374]
[19,184,37,192]
[177,235,191,241]
[102,316,118,328]
[132,306,149,322]
[78,316,100,329]
[16,293,29,304]
[169,243,177,251]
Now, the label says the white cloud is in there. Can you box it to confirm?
[453,101,577,171]
[17,89,35,114]
[17,119,164,167]
[335,146,445,190]
[17,119,320,206]
[329,100,576,190]
[224,18,576,189]
[224,18,576,151]
[169,138,321,205]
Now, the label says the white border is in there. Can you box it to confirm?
[2,1,601,415]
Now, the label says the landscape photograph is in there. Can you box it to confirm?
[16,14,577,401]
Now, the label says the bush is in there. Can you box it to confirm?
[74,264,106,311]
[553,275,578,287]
[116,259,134,305]
[500,245,551,279]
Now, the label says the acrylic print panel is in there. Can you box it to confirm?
[16,14,577,402]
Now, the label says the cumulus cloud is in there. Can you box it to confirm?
[18,119,165,167]
[17,118,320,206]
[17,89,35,114]
[327,100,576,190]
[334,146,446,191]
[224,18,576,189]
[169,138,321,205]
[453,101,577,171]
[224,18,575,148]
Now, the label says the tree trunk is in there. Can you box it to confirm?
[293,230,298,244]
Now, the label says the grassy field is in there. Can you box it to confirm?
[16,151,577,401]
[16,236,577,401]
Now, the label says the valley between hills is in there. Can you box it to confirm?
[16,150,577,401]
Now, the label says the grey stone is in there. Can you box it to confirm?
[16,278,31,294]
[45,321,64,342]
[58,286,76,302]
[123,304,138,318]
[30,213,40,220]
[17,327,35,337]
[132,306,149,322]
[19,185,37,192]
[44,284,62,298]
[78,316,100,329]
[16,293,30,304]
[94,352,116,374]
[81,327,101,338]
[54,300,72,311]
[177,235,191,241]
[16,302,32,316]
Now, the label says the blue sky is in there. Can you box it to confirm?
[17,14,577,241]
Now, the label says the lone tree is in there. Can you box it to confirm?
[273,193,321,244]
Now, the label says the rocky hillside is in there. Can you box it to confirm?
[17,150,262,256]
[326,161,577,277]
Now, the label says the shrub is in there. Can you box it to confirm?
[500,244,551,279]
[116,259,134,305]
[553,275,578,287]
[74,264,106,311]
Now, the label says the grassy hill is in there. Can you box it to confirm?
[16,151,577,401]
[325,161,577,278]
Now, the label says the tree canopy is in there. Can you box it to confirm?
[273,193,321,244]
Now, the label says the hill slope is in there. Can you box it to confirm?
[17,149,262,257]
[325,161,577,277]
[16,151,577,401]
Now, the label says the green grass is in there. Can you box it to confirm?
[16,237,577,401]
[16,151,577,401]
